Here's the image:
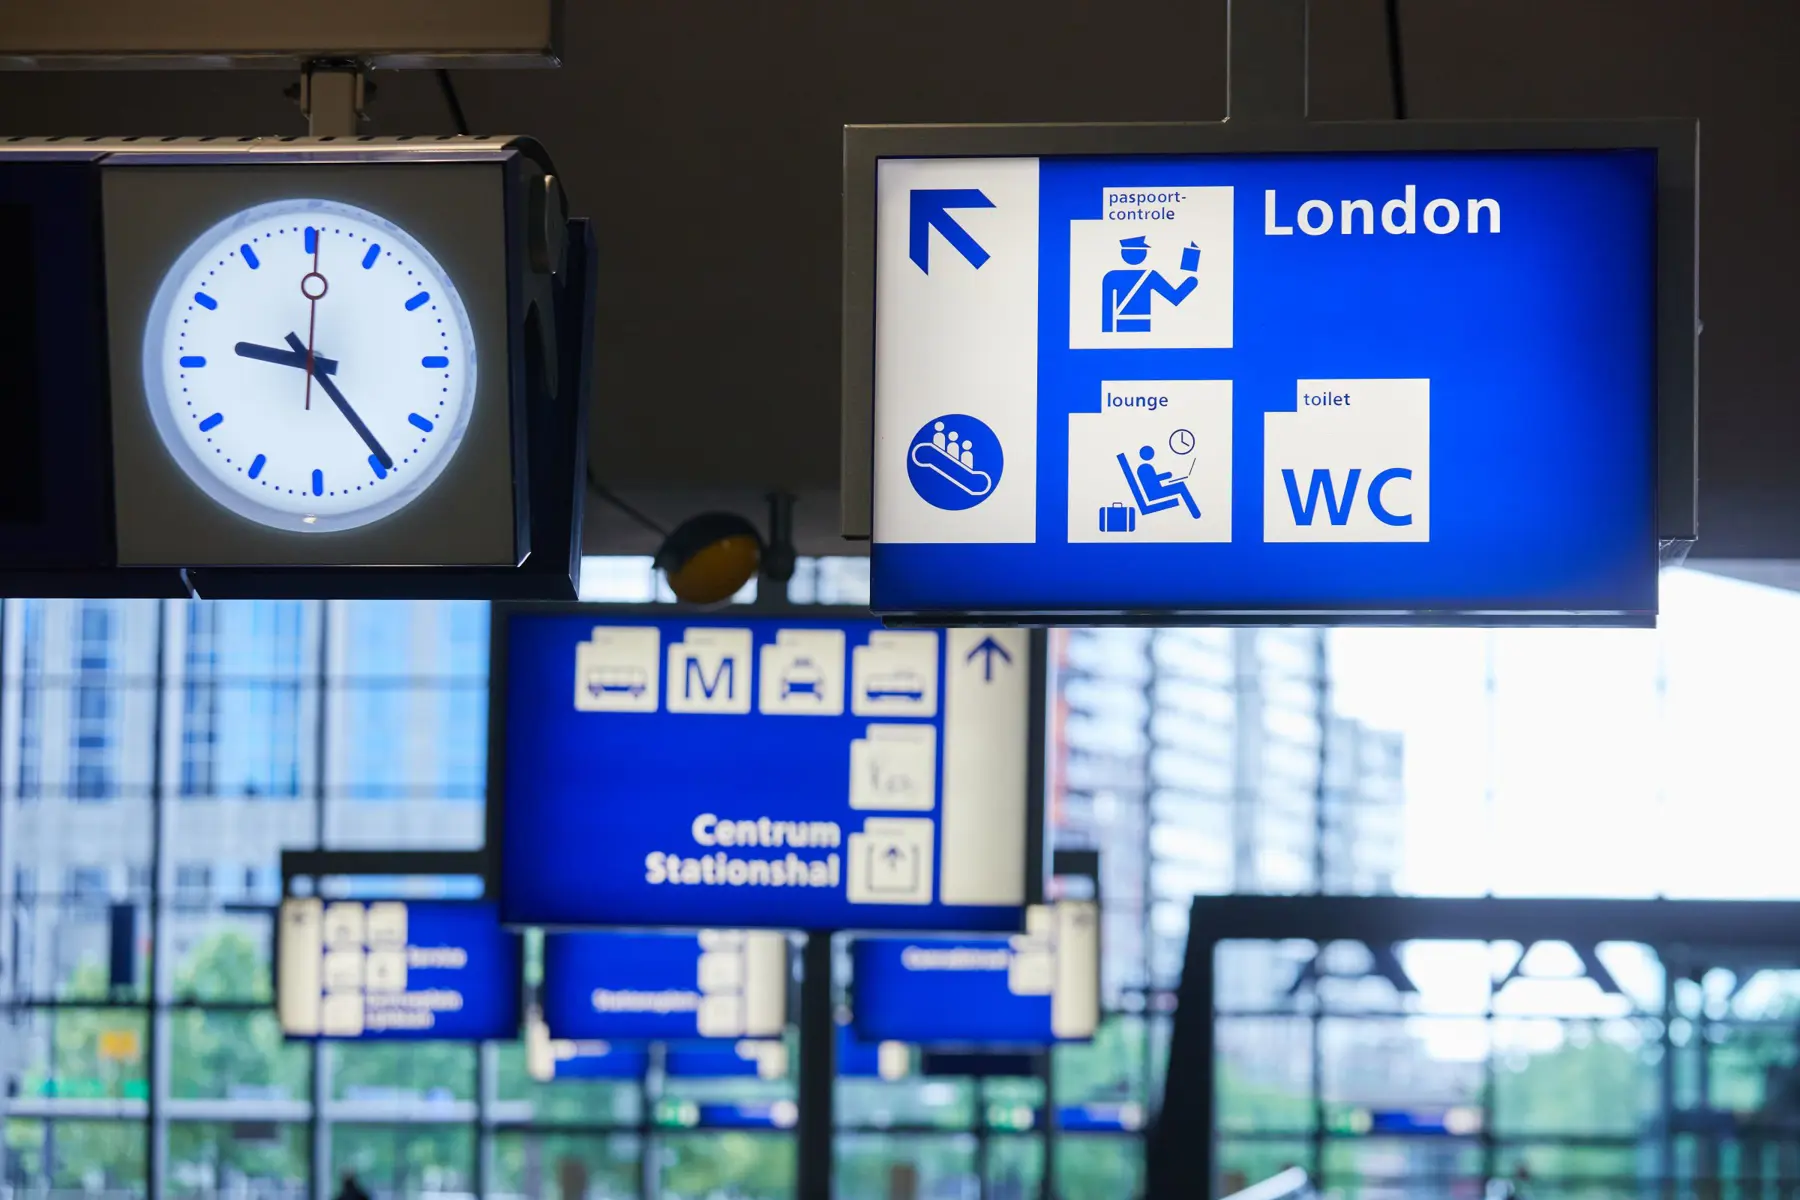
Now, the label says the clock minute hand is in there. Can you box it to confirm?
[283,333,394,471]
[234,341,339,376]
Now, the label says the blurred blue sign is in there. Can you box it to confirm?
[1056,1102,1147,1133]
[1352,1107,1483,1137]
[656,1098,799,1130]
[851,903,1099,1045]
[540,1041,648,1081]
[836,1018,910,1080]
[494,609,1036,931]
[869,150,1661,621]
[276,899,521,1041]
[663,1039,789,1080]
[542,930,787,1040]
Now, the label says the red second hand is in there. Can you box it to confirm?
[300,234,327,410]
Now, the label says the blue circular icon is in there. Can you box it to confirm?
[906,414,1004,511]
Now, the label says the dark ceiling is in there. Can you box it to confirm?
[0,0,1790,557]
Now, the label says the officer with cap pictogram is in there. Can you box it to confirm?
[1101,235,1200,333]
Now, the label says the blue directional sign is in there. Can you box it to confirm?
[837,1017,910,1080]
[493,608,1037,931]
[664,1039,789,1079]
[541,930,787,1040]
[657,1098,799,1130]
[865,145,1673,621]
[276,899,521,1041]
[533,1039,649,1081]
[850,902,1099,1045]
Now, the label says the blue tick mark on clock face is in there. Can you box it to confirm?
[240,244,260,269]
[198,412,223,432]
[369,455,389,480]
[311,470,324,497]
[362,244,381,269]
[408,413,434,432]
[404,291,431,311]
[421,355,449,369]
[193,292,217,310]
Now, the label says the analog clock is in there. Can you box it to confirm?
[141,197,478,533]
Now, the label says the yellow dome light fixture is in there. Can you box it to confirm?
[653,493,797,606]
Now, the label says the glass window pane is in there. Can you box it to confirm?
[983,1133,1042,1196]
[657,1132,793,1200]
[836,1078,975,1131]
[1055,1135,1143,1198]
[4,1006,149,1100]
[325,600,486,848]
[1215,1017,1313,1137]
[167,1121,307,1197]
[1054,1017,1147,1106]
[1491,1018,1659,1137]
[1217,1139,1310,1196]
[172,917,279,1006]
[331,1124,474,1198]
[1320,1016,1487,1113]
[492,1131,641,1199]
[168,1010,309,1101]
[834,1133,976,1199]
[1320,1135,1483,1188]
[492,1041,641,1126]
[330,1042,477,1104]
[3,1118,147,1193]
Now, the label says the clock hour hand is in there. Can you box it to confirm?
[234,341,338,376]
[283,333,394,471]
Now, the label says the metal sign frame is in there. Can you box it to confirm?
[840,118,1699,625]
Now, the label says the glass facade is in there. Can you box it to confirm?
[2,563,1799,1197]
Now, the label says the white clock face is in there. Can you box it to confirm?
[142,197,478,532]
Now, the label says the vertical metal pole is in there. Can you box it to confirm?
[758,491,797,609]
[145,600,171,1200]
[301,63,364,137]
[1480,967,1498,1189]
[310,601,333,1200]
[1660,947,1676,1200]
[1226,0,1310,122]
[1308,632,1328,1186]
[1038,1051,1058,1200]
[796,931,835,1198]
[476,1043,497,1199]
[1140,632,1159,1124]
[1145,914,1215,1197]
[974,1075,990,1200]
[644,1040,666,1200]
[0,600,9,1138]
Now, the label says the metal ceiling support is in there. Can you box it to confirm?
[1227,0,1309,122]
[298,60,367,136]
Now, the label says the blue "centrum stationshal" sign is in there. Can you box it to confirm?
[868,147,1663,620]
[493,608,1035,932]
